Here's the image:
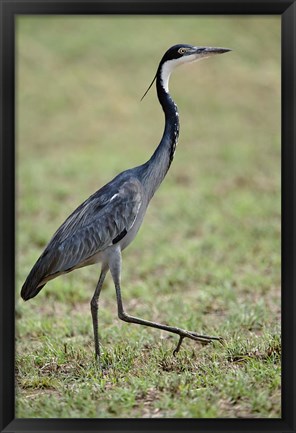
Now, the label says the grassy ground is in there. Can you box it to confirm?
[16,16,281,418]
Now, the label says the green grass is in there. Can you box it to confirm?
[16,16,281,418]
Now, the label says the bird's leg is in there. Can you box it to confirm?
[109,248,222,355]
[115,283,221,352]
[90,265,108,362]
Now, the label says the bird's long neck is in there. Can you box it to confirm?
[142,63,180,200]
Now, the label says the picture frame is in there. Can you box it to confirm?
[1,0,295,432]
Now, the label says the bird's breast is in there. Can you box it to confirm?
[118,202,147,251]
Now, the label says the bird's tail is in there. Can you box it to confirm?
[21,250,54,301]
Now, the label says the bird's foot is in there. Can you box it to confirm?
[94,349,104,369]
[173,330,223,356]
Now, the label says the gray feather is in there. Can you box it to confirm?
[21,174,142,299]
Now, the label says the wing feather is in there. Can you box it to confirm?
[44,177,143,276]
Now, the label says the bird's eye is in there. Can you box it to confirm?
[178,47,188,54]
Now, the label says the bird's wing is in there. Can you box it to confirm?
[43,177,143,276]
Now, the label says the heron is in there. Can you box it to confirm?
[21,44,231,362]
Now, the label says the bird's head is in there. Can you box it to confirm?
[160,44,231,67]
[141,44,231,99]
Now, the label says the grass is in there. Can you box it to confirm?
[16,16,281,418]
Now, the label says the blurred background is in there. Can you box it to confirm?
[16,16,281,418]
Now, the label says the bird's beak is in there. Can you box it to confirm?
[193,46,232,57]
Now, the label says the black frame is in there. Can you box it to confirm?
[0,1,295,432]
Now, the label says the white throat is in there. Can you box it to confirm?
[160,54,199,93]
